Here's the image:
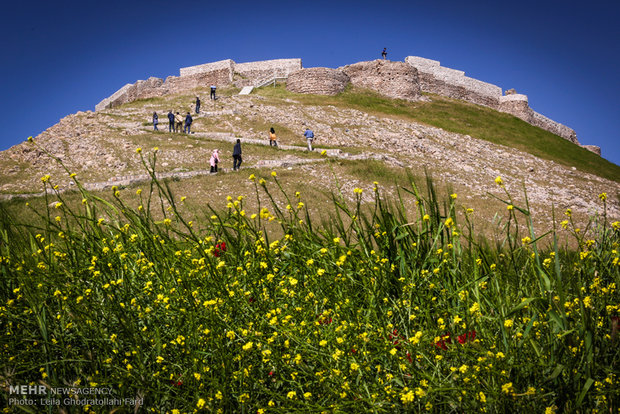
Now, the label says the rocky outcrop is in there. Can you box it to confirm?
[340,60,422,101]
[286,68,350,95]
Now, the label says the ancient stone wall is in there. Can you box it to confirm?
[340,60,421,101]
[498,94,578,143]
[95,77,163,111]
[162,69,234,95]
[530,111,578,143]
[498,94,531,120]
[286,68,349,95]
[179,59,235,80]
[234,59,302,86]
[405,56,502,108]
[406,56,581,145]
[581,145,601,156]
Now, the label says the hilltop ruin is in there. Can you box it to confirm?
[94,56,599,155]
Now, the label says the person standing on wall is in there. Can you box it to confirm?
[184,112,193,134]
[269,127,278,147]
[167,110,175,132]
[153,112,159,131]
[195,96,201,114]
[303,128,315,151]
[210,84,217,100]
[232,139,242,171]
[382,48,387,59]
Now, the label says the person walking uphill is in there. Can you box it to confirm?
[167,110,175,132]
[184,112,193,134]
[382,48,387,59]
[153,112,159,131]
[210,84,217,100]
[232,139,242,171]
[209,149,220,173]
[195,96,201,114]
[269,127,278,147]
[303,128,315,151]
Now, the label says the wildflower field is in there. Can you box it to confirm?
[1,150,619,413]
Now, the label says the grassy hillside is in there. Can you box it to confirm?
[1,164,618,412]
[255,85,620,183]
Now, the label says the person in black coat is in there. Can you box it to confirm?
[232,139,242,171]
[184,112,193,134]
[153,112,158,131]
[195,96,201,114]
[167,110,175,132]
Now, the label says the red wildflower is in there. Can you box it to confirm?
[213,241,227,257]
[458,330,477,345]
[389,329,401,346]
[406,351,413,364]
[434,333,452,350]
[268,371,274,376]
[434,339,448,350]
[317,314,332,325]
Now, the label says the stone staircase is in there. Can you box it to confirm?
[238,70,292,95]
[239,86,254,95]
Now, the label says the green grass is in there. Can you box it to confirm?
[254,85,620,183]
[1,153,618,412]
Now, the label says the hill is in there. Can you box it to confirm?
[0,82,618,233]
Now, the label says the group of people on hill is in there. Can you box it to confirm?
[206,126,315,174]
[152,111,194,133]
[149,84,318,173]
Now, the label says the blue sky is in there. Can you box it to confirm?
[2,0,619,166]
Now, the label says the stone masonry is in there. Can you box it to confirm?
[405,56,585,148]
[96,58,301,110]
[340,60,422,101]
[286,68,350,95]
[405,56,502,108]
[498,93,578,144]
[234,59,302,86]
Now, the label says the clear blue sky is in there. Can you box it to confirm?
[2,0,619,166]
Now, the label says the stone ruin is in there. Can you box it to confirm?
[403,56,593,150]
[95,58,302,111]
[340,60,422,101]
[286,68,350,95]
[94,55,600,155]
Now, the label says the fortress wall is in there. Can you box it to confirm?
[95,77,164,111]
[405,56,502,107]
[179,59,235,80]
[235,59,302,82]
[498,94,578,143]
[406,56,580,144]
[95,83,134,111]
[498,94,531,121]
[286,68,350,95]
[163,68,234,94]
[581,145,601,156]
[530,111,578,143]
[340,60,422,101]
